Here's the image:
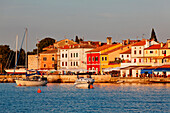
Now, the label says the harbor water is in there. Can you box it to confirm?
[0,83,170,112]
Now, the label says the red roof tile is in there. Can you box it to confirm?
[132,40,146,46]
[144,44,164,50]
[120,49,131,54]
[86,44,118,53]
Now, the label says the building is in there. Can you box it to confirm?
[60,44,95,70]
[39,49,59,70]
[28,55,40,70]
[131,39,158,65]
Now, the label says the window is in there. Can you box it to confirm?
[65,62,67,66]
[43,57,47,61]
[71,62,72,66]
[74,62,76,66]
[146,51,148,54]
[105,57,107,61]
[155,51,157,54]
[92,57,94,61]
[134,59,136,63]
[44,64,46,67]
[127,55,129,58]
[76,62,78,66]
[74,53,75,57]
[62,62,64,66]
[134,50,136,54]
[92,67,95,70]
[139,50,141,54]
[139,59,141,63]
[162,50,166,54]
[52,57,55,61]
[89,57,91,62]
[102,57,104,61]
[146,58,148,63]
[150,51,153,54]
[62,54,64,58]
[135,47,136,49]
[150,58,152,63]
[65,54,67,58]
[71,53,72,58]
[122,55,123,58]
[95,57,98,61]
[76,53,78,57]
[52,64,54,67]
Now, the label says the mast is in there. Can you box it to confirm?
[37,38,39,70]
[15,35,18,66]
[25,28,28,70]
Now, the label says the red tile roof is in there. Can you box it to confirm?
[120,49,131,54]
[144,44,164,50]
[86,44,118,53]
[132,40,146,46]
[101,46,121,55]
[40,49,58,54]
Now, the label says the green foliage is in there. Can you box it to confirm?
[37,37,55,53]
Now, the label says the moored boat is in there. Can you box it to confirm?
[15,76,47,86]
[74,76,94,89]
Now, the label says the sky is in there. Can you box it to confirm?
[1,0,170,51]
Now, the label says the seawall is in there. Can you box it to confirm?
[0,75,170,83]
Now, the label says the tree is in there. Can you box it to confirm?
[37,37,55,53]
[150,28,158,42]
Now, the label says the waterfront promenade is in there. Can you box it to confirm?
[0,74,170,83]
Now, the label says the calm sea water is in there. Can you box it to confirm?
[0,83,170,113]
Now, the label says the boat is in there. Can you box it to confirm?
[15,76,47,86]
[13,28,47,86]
[5,35,27,75]
[74,75,95,89]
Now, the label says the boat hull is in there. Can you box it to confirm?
[15,80,47,86]
[74,83,91,89]
[5,69,26,74]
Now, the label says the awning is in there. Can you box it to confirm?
[141,69,153,74]
[154,68,170,72]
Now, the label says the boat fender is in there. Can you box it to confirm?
[18,84,21,86]
[37,88,41,93]
[89,85,93,89]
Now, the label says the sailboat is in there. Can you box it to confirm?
[5,35,27,74]
[14,28,47,86]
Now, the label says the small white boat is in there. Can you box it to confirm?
[15,76,47,86]
[74,77,94,89]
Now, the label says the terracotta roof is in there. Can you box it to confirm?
[160,43,170,49]
[40,49,58,54]
[120,49,131,54]
[159,65,170,68]
[101,46,121,55]
[144,44,164,50]
[86,44,117,53]
[163,55,170,58]
[132,40,146,46]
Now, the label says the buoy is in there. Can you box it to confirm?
[89,85,93,89]
[37,88,41,93]
[18,84,21,86]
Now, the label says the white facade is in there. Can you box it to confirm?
[60,48,93,70]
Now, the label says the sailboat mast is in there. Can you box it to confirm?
[37,38,39,70]
[25,28,28,70]
[15,35,18,66]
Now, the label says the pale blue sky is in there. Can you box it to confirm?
[1,0,170,51]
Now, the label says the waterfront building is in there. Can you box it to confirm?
[60,44,95,71]
[131,39,158,65]
[28,55,40,70]
[39,49,59,70]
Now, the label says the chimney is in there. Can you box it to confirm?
[99,41,101,46]
[127,39,130,44]
[167,39,170,48]
[107,37,112,45]
[161,42,163,48]
[55,40,57,42]
[88,41,91,45]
